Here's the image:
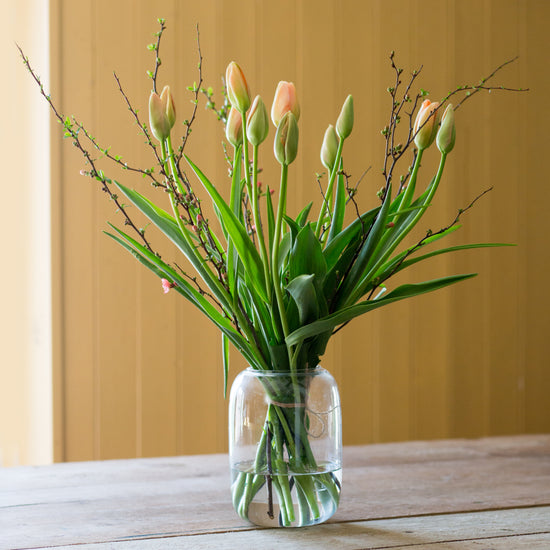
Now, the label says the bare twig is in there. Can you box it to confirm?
[113,71,168,178]
[148,18,167,94]
[72,116,165,188]
[17,43,155,253]
[175,24,204,165]
[366,186,494,301]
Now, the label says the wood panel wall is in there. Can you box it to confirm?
[50,0,550,462]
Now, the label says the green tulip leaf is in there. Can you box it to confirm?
[286,274,320,325]
[287,273,476,347]
[185,154,268,303]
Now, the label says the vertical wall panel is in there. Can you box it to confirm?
[485,0,523,435]
[448,0,493,438]
[523,0,550,433]
[52,0,97,461]
[50,0,550,462]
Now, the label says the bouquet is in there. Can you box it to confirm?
[20,19,523,526]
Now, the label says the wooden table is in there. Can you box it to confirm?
[1,435,549,549]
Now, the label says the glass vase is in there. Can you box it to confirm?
[228,367,342,527]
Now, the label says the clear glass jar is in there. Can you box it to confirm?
[228,367,342,527]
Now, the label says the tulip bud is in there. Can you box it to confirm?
[320,125,339,170]
[436,103,456,154]
[274,112,299,166]
[336,95,354,140]
[160,85,176,129]
[271,81,300,127]
[247,95,269,146]
[149,91,171,142]
[413,99,441,150]
[225,61,251,113]
[225,107,243,148]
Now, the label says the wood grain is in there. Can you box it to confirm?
[1,436,549,549]
[42,509,550,550]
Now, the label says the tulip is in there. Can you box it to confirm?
[160,85,176,130]
[247,96,269,146]
[149,91,171,142]
[271,81,300,127]
[274,111,299,165]
[436,103,456,154]
[225,62,251,113]
[336,95,354,140]
[413,99,441,150]
[321,125,339,170]
[225,107,243,148]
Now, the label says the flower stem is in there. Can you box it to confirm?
[165,134,186,197]
[315,138,344,240]
[397,147,424,212]
[345,151,448,306]
[272,164,290,345]
[161,140,268,370]
[251,144,272,297]
[241,114,253,205]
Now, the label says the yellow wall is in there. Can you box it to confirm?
[50,0,550,462]
[1,0,52,466]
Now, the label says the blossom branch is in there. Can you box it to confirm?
[175,24,204,165]
[113,71,168,180]
[147,18,167,94]
[367,186,495,300]
[72,116,165,188]
[17,44,156,253]
[445,56,528,111]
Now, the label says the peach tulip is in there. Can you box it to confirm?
[226,62,251,113]
[413,99,440,150]
[271,81,300,127]
[226,107,243,148]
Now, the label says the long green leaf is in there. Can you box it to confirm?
[286,274,320,325]
[287,273,476,346]
[333,184,393,309]
[227,146,243,295]
[326,165,346,245]
[114,182,233,314]
[345,182,437,304]
[378,242,513,282]
[296,201,313,227]
[105,224,265,369]
[288,224,327,282]
[222,333,230,398]
[186,154,268,303]
[323,206,380,270]
[106,224,220,321]
[266,186,276,257]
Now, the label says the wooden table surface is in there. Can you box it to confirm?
[1,435,549,549]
